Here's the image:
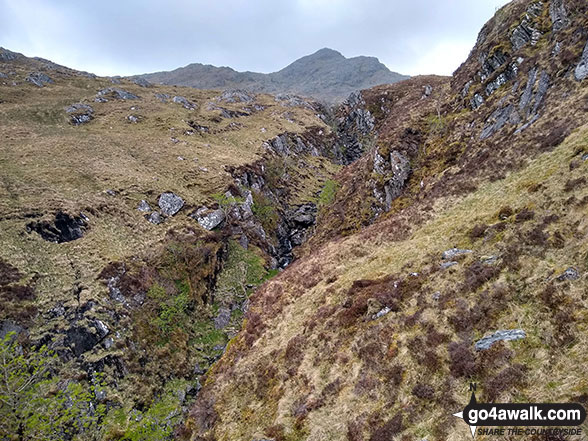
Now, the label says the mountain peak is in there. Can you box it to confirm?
[309,48,345,59]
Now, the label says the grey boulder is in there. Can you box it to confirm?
[26,72,53,87]
[158,193,184,216]
[442,248,473,260]
[475,329,526,351]
[173,95,196,110]
[96,87,139,100]
[137,200,151,212]
[192,207,226,230]
[147,211,163,225]
[66,103,94,125]
[556,267,580,282]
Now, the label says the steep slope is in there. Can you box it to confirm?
[137,48,408,104]
[0,48,342,439]
[185,1,588,440]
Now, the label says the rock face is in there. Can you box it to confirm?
[25,72,53,87]
[26,212,87,243]
[158,193,184,216]
[66,103,94,125]
[550,0,570,32]
[334,92,376,164]
[192,207,226,231]
[510,2,544,51]
[475,329,526,351]
[575,40,588,81]
[372,150,411,211]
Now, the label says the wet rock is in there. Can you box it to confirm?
[65,325,102,357]
[574,40,588,81]
[442,248,472,260]
[549,0,569,32]
[147,211,163,225]
[26,72,54,87]
[290,204,317,227]
[137,200,151,212]
[214,307,231,330]
[96,87,139,101]
[217,89,254,103]
[192,207,226,230]
[66,103,94,125]
[158,192,184,216]
[475,329,526,351]
[132,77,152,87]
[172,95,196,110]
[27,212,86,243]
[556,267,579,282]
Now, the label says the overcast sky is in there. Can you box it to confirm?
[0,0,511,77]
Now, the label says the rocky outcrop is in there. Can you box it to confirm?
[474,329,526,351]
[549,0,570,32]
[574,39,588,81]
[26,72,53,87]
[26,212,87,243]
[172,95,196,110]
[216,89,254,103]
[66,103,94,125]
[192,207,226,231]
[371,150,411,211]
[96,87,139,101]
[510,2,544,51]
[334,91,375,164]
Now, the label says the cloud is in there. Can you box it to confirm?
[0,0,511,77]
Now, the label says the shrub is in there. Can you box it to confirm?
[448,342,477,378]
[412,383,435,400]
[369,413,403,441]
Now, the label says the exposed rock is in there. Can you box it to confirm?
[556,267,579,282]
[441,261,458,270]
[442,248,472,260]
[0,320,23,339]
[173,95,196,110]
[549,0,569,32]
[155,93,170,102]
[65,320,110,357]
[26,212,86,243]
[127,115,139,123]
[422,84,433,98]
[373,150,411,211]
[335,92,376,163]
[274,94,314,109]
[290,204,317,227]
[0,48,21,62]
[217,89,254,103]
[137,200,151,212]
[96,88,139,101]
[25,72,54,87]
[470,93,484,110]
[519,68,537,112]
[219,107,250,118]
[480,104,514,140]
[158,192,184,216]
[214,307,231,330]
[372,306,391,320]
[147,212,163,225]
[66,103,94,125]
[574,40,588,81]
[192,207,226,231]
[132,77,152,87]
[510,2,544,51]
[475,329,526,351]
[531,71,550,115]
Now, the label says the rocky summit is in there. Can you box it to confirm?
[1,1,588,441]
[136,48,409,104]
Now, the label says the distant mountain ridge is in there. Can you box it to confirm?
[136,48,409,103]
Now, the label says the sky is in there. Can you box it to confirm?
[0,0,511,77]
